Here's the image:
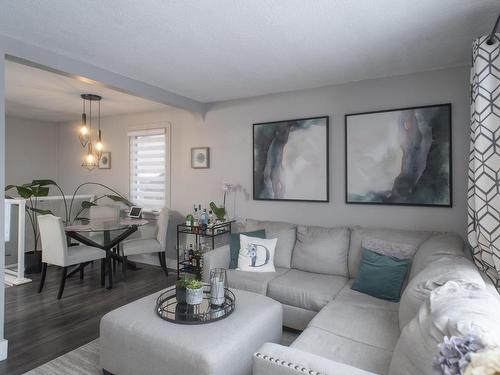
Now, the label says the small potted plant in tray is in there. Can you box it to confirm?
[185,279,204,305]
[175,276,192,304]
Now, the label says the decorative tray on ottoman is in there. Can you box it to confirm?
[156,285,236,325]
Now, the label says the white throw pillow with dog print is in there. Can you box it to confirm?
[237,235,277,273]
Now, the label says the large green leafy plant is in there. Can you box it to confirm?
[5,179,133,251]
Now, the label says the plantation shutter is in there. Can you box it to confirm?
[129,128,166,209]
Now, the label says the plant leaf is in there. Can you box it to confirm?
[31,186,50,197]
[16,186,33,199]
[106,194,133,206]
[28,207,53,215]
[81,201,97,209]
[5,185,15,191]
[32,179,57,187]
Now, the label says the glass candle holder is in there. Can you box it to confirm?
[209,268,227,307]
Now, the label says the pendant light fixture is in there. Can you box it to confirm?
[79,94,103,171]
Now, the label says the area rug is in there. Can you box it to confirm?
[25,329,300,374]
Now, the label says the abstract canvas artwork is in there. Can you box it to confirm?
[345,104,452,207]
[253,116,329,202]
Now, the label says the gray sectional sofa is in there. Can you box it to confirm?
[203,219,499,375]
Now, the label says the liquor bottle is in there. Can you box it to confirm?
[188,244,194,268]
[193,207,199,227]
[208,210,214,225]
[183,244,189,262]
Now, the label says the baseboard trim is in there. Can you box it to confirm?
[0,338,9,361]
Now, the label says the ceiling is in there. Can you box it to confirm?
[0,1,498,103]
[5,60,166,122]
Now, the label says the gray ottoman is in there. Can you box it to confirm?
[100,288,283,375]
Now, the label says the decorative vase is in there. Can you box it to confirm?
[210,268,227,307]
[186,287,204,305]
[25,251,42,274]
[176,285,187,304]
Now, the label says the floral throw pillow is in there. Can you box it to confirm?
[237,235,277,273]
[362,237,418,259]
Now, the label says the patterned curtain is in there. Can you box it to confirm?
[468,34,500,288]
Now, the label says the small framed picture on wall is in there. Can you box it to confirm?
[99,152,111,169]
[191,147,210,169]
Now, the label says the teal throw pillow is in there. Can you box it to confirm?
[351,248,410,302]
[229,229,266,269]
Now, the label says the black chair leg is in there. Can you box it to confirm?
[79,263,84,280]
[107,252,113,289]
[112,247,117,273]
[159,252,168,277]
[122,255,127,279]
[57,267,67,299]
[100,259,106,287]
[38,262,47,293]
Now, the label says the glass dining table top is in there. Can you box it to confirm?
[65,218,148,232]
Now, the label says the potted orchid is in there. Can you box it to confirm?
[209,182,235,222]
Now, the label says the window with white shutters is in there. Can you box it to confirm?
[129,128,167,209]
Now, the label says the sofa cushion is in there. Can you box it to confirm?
[389,281,500,375]
[309,299,400,351]
[362,237,418,259]
[291,225,350,276]
[336,279,399,312]
[226,267,288,295]
[292,327,393,375]
[351,248,410,302]
[229,229,266,269]
[268,269,347,312]
[348,227,431,278]
[244,219,296,269]
[399,256,485,329]
[237,235,277,273]
[409,233,464,280]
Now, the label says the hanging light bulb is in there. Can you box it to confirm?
[82,142,98,171]
[79,100,89,147]
[79,94,103,170]
[94,101,103,158]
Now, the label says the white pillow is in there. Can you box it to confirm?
[389,281,500,375]
[237,235,277,272]
[362,237,418,259]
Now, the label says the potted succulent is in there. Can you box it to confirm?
[185,279,204,305]
[175,276,192,304]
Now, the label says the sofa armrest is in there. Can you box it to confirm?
[202,245,230,282]
[253,343,378,375]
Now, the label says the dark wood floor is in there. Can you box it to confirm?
[1,262,175,375]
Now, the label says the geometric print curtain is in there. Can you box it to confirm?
[468,34,500,289]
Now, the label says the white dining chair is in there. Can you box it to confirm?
[120,208,169,277]
[38,214,106,299]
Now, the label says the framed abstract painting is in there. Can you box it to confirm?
[253,116,329,202]
[345,103,452,207]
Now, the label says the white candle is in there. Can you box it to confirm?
[210,277,225,306]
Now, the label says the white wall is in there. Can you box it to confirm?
[57,66,470,237]
[57,108,202,199]
[5,116,59,186]
[178,66,471,236]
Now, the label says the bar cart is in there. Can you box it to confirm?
[176,221,234,279]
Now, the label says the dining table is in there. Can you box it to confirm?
[65,218,148,289]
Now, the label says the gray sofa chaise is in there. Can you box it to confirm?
[203,219,500,375]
